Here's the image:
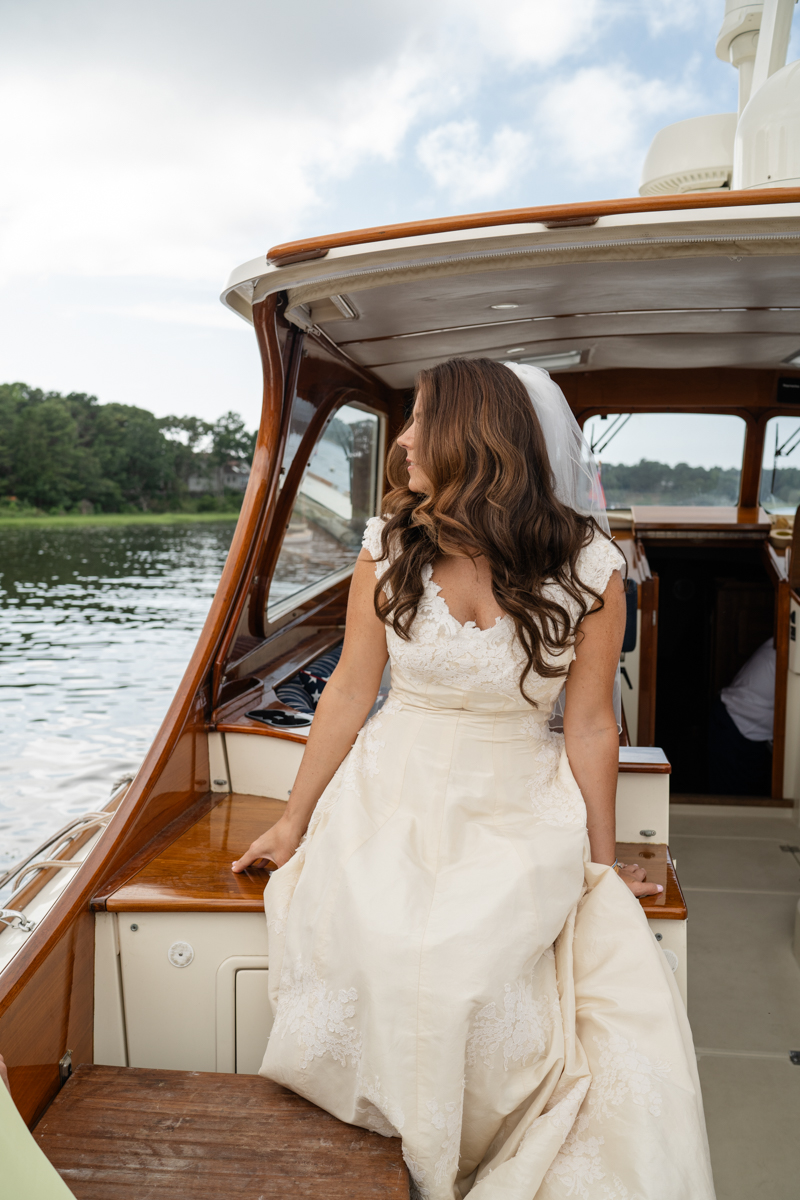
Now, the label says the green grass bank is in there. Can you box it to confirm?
[0,510,241,529]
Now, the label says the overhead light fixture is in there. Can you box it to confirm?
[490,303,520,310]
[514,350,584,371]
[506,347,527,355]
[329,294,358,320]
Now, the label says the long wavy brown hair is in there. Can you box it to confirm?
[374,357,617,703]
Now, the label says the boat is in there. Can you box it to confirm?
[2,2,800,1195]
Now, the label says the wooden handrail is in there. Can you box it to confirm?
[266,187,800,266]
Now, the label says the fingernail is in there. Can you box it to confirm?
[656,885,663,892]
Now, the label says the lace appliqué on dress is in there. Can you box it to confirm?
[543,1035,670,1196]
[426,1078,465,1186]
[545,1125,606,1199]
[588,1033,670,1121]
[356,1075,405,1138]
[342,694,404,783]
[266,874,295,937]
[521,722,586,828]
[273,959,362,1069]
[403,1148,431,1200]
[466,977,559,1070]
[361,517,620,711]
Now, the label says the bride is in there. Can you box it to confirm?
[232,358,715,1200]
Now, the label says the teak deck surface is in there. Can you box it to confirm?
[34,1065,409,1199]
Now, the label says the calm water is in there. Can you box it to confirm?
[0,522,236,877]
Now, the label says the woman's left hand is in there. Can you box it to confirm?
[615,862,663,899]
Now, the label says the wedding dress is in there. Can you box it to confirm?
[260,518,716,1200]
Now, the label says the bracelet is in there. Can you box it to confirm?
[611,859,622,874]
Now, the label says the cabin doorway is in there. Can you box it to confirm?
[646,545,775,796]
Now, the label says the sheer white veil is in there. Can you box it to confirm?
[503,361,623,732]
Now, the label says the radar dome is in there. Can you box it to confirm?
[640,114,737,196]
[734,58,800,187]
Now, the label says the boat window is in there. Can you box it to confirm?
[268,402,383,613]
[759,415,800,512]
[583,413,746,508]
[278,393,316,489]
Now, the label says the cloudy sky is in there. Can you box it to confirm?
[0,1,769,429]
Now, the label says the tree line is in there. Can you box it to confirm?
[4,382,798,516]
[0,383,257,514]
[601,459,800,508]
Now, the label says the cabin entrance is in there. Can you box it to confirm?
[646,543,775,796]
[577,403,800,807]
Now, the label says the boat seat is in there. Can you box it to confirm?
[95,793,283,914]
[93,792,686,921]
[89,795,688,1073]
[33,1064,409,1199]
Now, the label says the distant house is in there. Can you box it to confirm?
[187,459,251,496]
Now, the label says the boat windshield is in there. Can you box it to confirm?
[760,415,800,513]
[584,412,746,508]
[268,402,382,612]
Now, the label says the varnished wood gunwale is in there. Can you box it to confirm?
[0,298,293,1125]
[34,1064,409,1199]
[266,187,800,265]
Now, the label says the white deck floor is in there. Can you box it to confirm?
[670,803,800,1200]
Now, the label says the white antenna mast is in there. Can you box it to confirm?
[750,0,797,95]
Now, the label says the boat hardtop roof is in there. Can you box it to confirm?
[222,189,800,391]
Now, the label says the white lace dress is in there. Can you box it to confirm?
[260,519,715,1200]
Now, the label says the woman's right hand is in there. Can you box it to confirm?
[231,815,305,873]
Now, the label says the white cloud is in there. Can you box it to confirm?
[536,65,698,181]
[417,120,531,201]
[644,0,718,37]
[457,0,603,68]
[0,51,436,284]
[0,0,743,418]
[0,0,613,288]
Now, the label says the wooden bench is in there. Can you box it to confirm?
[34,1064,409,1199]
[88,794,687,1078]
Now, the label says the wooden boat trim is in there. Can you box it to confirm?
[266,188,800,266]
[0,296,291,1124]
[208,303,300,708]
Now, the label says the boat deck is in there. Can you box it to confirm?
[671,802,800,1200]
[33,1064,409,1199]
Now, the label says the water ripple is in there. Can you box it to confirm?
[0,523,235,873]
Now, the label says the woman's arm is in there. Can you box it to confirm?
[231,549,389,872]
[563,568,662,899]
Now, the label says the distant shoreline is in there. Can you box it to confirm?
[0,511,241,528]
